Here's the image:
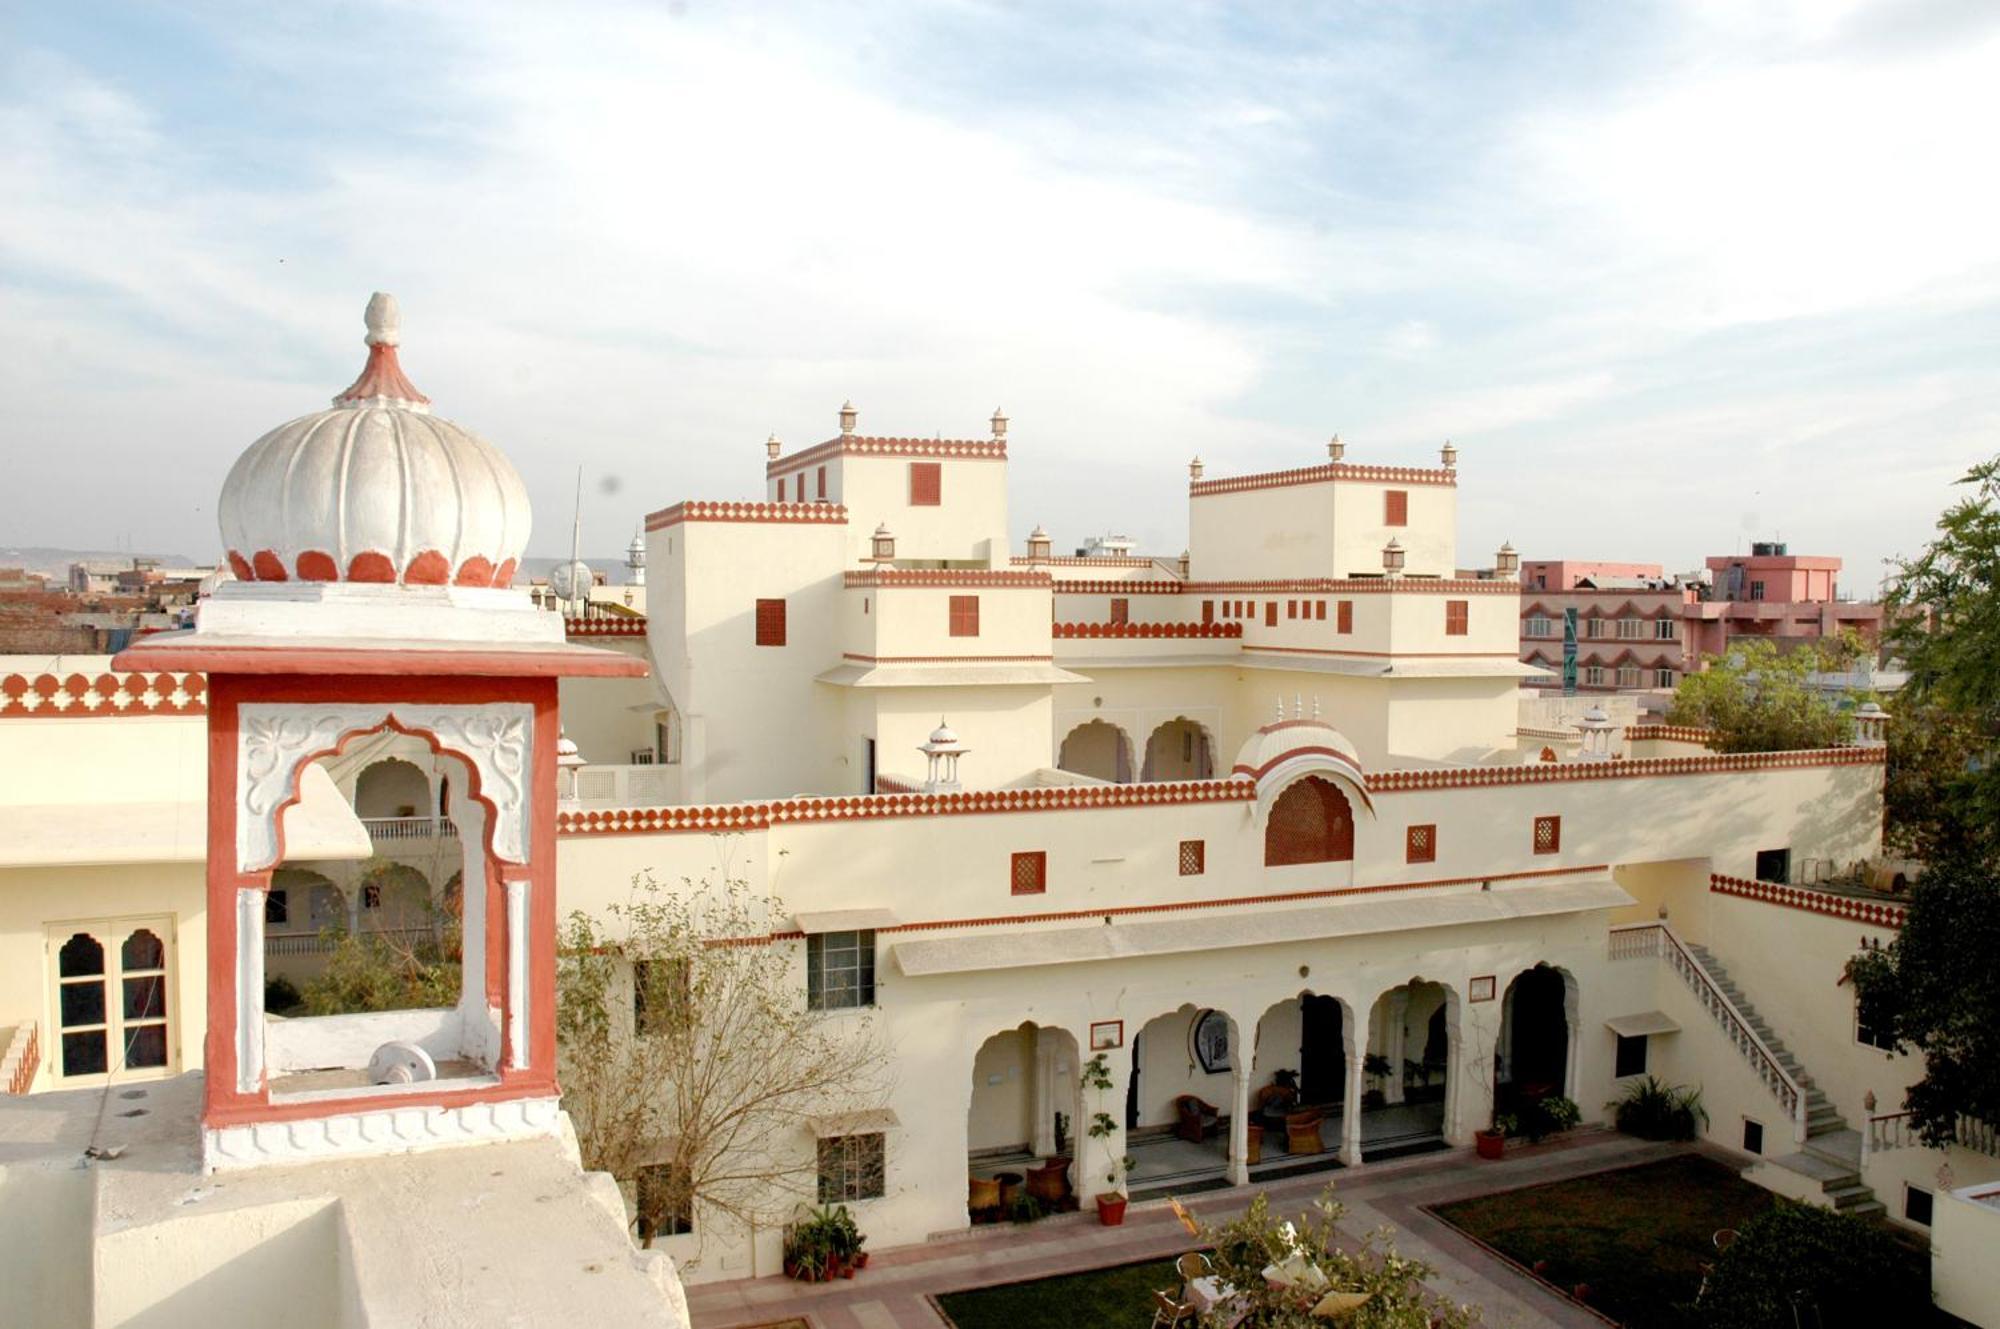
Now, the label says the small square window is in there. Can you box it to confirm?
[265,889,289,926]
[1755,847,1790,884]
[1655,617,1677,640]
[1178,840,1205,876]
[1905,1185,1933,1226]
[1202,600,1214,624]
[1445,600,1469,636]
[1287,600,1297,619]
[1265,602,1277,627]
[806,930,876,1010]
[949,595,980,638]
[635,1162,695,1239]
[1533,815,1561,855]
[1109,598,1129,626]
[1749,580,1766,601]
[816,465,827,500]
[1406,824,1436,864]
[817,1133,885,1203]
[363,883,382,910]
[755,598,787,646]
[777,477,787,502]
[1011,851,1048,895]
[909,462,942,506]
[1743,1119,1764,1155]
[1336,601,1353,634]
[1615,1033,1648,1077]
[1385,490,1408,526]
[1655,667,1675,688]
[1315,601,1326,621]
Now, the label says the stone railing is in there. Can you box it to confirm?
[1610,921,1805,1143]
[1625,724,1714,745]
[2,1021,38,1095]
[573,763,680,807]
[1052,621,1243,639]
[361,816,457,841]
[266,925,438,958]
[1865,1110,1999,1163]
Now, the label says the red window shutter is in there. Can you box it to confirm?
[949,595,980,638]
[1010,851,1047,895]
[755,598,787,646]
[909,462,942,506]
[1336,601,1353,633]
[1445,599,1469,635]
[1287,600,1297,619]
[1110,598,1129,625]
[1315,600,1327,621]
[1178,840,1205,876]
[1406,824,1436,864]
[776,478,787,502]
[1385,490,1408,526]
[1533,815,1561,854]
[1202,600,1214,624]
[1265,602,1277,627]
[816,466,827,499]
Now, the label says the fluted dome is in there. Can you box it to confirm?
[1230,718,1365,785]
[217,294,531,587]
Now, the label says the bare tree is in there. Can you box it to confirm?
[557,866,893,1255]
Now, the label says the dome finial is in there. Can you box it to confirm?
[364,292,401,347]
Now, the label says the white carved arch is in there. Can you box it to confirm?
[239,702,533,872]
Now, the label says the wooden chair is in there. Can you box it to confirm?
[1150,1288,1196,1328]
[1285,1108,1325,1155]
[1173,1095,1221,1144]
[968,1174,1000,1213]
[1175,1250,1212,1295]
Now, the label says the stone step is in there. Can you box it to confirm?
[1844,1200,1887,1220]
[1826,1183,1875,1207]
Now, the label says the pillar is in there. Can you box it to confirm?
[1452,1010,1497,1147]
[1385,990,1409,1105]
[1340,1040,1364,1166]
[1227,1059,1252,1185]
[1030,1027,1061,1158]
[1080,1042,1133,1202]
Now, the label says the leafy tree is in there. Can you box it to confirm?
[1848,456,2000,1144]
[1883,455,2000,864]
[1696,1204,1928,1328]
[557,870,892,1255]
[1665,636,1859,753]
[301,926,459,1014]
[1190,1187,1478,1328]
[1847,855,2000,1145]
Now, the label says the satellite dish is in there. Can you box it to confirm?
[367,1040,437,1086]
[549,558,593,603]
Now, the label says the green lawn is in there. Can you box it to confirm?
[936,1257,1185,1329]
[1429,1154,1776,1328]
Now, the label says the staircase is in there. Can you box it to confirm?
[1682,940,1884,1219]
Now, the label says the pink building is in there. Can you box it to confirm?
[1518,543,1881,692]
[1520,560,1664,591]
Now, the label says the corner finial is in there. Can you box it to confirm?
[363,292,401,347]
[766,432,782,460]
[991,407,1008,440]
[1328,434,1344,462]
[839,401,857,436]
[1189,455,1204,481]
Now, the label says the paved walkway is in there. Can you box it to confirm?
[686,1130,1715,1328]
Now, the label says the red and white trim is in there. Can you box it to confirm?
[1190,461,1456,498]
[843,569,1052,588]
[1,671,206,717]
[768,435,1007,473]
[1710,873,1907,928]
[841,652,1054,664]
[644,501,848,530]
[1053,622,1242,639]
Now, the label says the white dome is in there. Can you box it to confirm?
[1230,718,1365,786]
[549,559,593,601]
[217,294,531,588]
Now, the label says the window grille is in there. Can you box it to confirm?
[806,931,876,1010]
[1405,824,1436,864]
[1011,851,1048,894]
[1533,815,1561,855]
[1178,840,1205,876]
[817,1133,886,1203]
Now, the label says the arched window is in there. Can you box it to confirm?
[1264,776,1355,866]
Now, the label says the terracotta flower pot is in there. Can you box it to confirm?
[1096,1193,1129,1227]
[1475,1130,1506,1160]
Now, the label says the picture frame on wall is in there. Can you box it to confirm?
[1089,1019,1124,1051]
[1192,1008,1231,1074]
[1469,975,1497,1003]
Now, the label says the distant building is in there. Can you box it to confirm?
[1518,542,1883,694]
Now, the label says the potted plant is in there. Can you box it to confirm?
[1517,1094,1580,1144]
[1361,1053,1393,1109]
[1477,1111,1515,1160]
[1082,1052,1132,1225]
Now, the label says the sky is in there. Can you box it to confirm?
[4,1,1998,593]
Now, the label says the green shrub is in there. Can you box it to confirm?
[264,974,303,1015]
[1698,1204,1929,1328]
[1515,1094,1582,1142]
[1613,1076,1709,1141]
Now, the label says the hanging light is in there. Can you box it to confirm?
[1383,538,1406,576]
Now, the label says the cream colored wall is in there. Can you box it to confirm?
[848,584,1052,661]
[0,862,207,1090]
[1132,1006,1237,1130]
[94,1197,345,1329]
[870,688,1054,790]
[1933,1184,2000,1326]
[0,715,205,807]
[1865,1143,2000,1234]
[1187,478,1456,583]
[1383,677,1523,761]
[558,638,660,766]
[1052,668,1237,783]
[0,1163,92,1328]
[818,454,1009,566]
[648,518,849,802]
[968,1026,1035,1151]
